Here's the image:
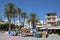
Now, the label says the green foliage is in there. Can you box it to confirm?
[4,3,15,18]
[27,13,39,29]
[21,12,27,18]
[17,8,22,19]
[4,3,15,31]
[17,8,21,13]
[0,23,17,31]
[17,8,22,25]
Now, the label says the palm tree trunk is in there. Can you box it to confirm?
[32,22,36,29]
[9,17,11,31]
[23,17,25,27]
[18,14,21,32]
[19,14,21,24]
[13,17,17,31]
[13,17,15,25]
[8,14,11,31]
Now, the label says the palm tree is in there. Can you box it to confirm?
[21,12,27,27]
[17,8,22,32]
[4,3,15,31]
[27,13,39,29]
[17,8,21,26]
[12,8,17,31]
[12,8,17,25]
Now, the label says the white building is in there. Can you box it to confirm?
[24,19,44,29]
[1,19,44,29]
[13,21,23,26]
[46,13,58,26]
[57,18,60,26]
[0,19,9,24]
[36,20,44,28]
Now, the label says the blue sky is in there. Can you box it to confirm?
[0,0,60,22]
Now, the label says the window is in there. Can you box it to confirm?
[53,18,55,21]
[48,18,51,20]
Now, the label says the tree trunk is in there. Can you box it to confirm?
[32,22,36,29]
[13,17,17,31]
[8,15,11,31]
[23,17,25,27]
[18,14,21,32]
[19,14,21,25]
[13,17,15,25]
[9,17,11,31]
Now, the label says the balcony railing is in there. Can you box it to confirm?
[46,20,57,22]
[46,16,57,18]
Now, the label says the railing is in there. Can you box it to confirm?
[46,16,57,18]
[46,20,57,22]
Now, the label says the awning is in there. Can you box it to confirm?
[40,27,60,29]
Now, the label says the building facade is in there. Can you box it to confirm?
[36,20,43,28]
[57,18,60,26]
[46,13,58,26]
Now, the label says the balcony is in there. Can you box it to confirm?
[46,16,57,18]
[46,20,57,22]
